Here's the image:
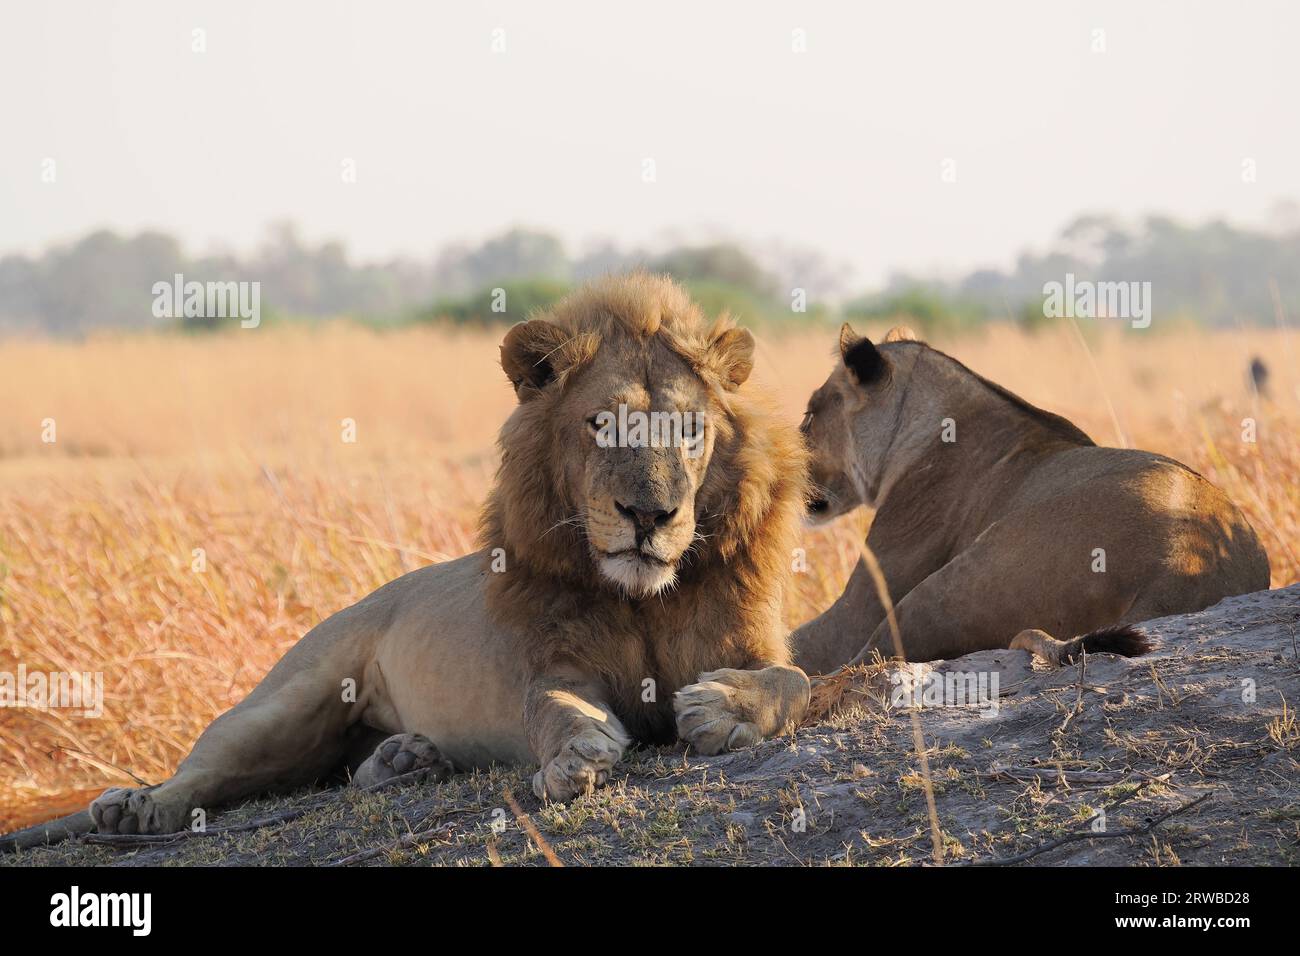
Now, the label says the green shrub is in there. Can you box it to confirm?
[421,277,571,325]
[843,287,986,336]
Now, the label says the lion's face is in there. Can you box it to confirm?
[564,342,716,596]
[498,298,755,598]
[801,324,917,523]
[800,362,864,524]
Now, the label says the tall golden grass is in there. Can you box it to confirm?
[1,320,1297,830]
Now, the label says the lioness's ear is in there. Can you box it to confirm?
[500,319,570,398]
[839,322,885,385]
[707,327,755,391]
[883,325,917,343]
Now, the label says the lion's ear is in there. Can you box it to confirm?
[839,322,886,385]
[707,327,755,391]
[883,325,917,343]
[839,322,862,356]
[500,319,570,398]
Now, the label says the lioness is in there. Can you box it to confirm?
[8,274,812,844]
[793,324,1270,673]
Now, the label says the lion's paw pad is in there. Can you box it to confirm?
[673,680,760,756]
[353,733,453,788]
[90,786,187,835]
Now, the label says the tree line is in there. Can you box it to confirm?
[3,208,1298,336]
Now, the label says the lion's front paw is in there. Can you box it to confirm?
[532,726,625,803]
[673,672,762,756]
[90,786,189,835]
[352,733,454,788]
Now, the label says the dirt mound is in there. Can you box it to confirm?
[6,585,1298,867]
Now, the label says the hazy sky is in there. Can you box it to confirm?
[3,0,1298,285]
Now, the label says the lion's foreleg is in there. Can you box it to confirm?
[525,671,631,802]
[673,664,811,756]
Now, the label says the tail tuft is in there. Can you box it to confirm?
[1077,623,1152,659]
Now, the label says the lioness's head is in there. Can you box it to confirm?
[486,273,779,598]
[801,323,919,523]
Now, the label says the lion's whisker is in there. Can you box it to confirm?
[540,511,587,539]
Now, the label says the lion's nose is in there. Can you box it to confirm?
[615,501,677,535]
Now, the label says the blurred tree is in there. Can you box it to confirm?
[652,242,776,297]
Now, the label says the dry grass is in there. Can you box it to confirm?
[1,318,1298,832]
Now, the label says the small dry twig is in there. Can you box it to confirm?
[327,809,477,866]
[503,787,563,867]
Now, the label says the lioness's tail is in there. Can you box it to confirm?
[1010,624,1152,666]
[1075,624,1153,659]
[0,809,94,854]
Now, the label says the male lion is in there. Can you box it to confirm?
[793,324,1270,673]
[6,274,811,846]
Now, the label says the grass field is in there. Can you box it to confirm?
[2,318,1298,833]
